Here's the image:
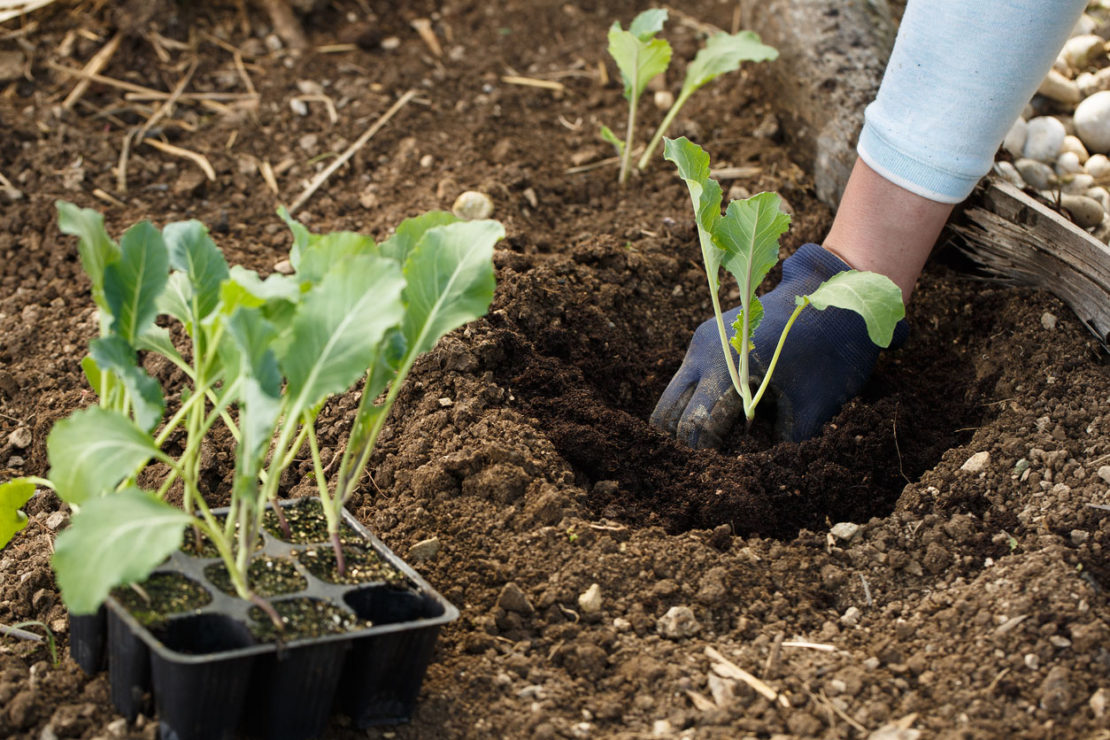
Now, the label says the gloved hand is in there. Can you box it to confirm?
[650,242,908,447]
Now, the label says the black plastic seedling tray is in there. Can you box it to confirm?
[69,500,458,740]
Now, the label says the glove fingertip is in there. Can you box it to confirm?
[650,380,696,437]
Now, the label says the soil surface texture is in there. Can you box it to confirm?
[1,1,1110,739]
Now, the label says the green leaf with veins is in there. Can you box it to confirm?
[729,299,764,354]
[47,407,161,506]
[663,137,724,291]
[135,326,186,370]
[56,201,119,316]
[0,479,35,549]
[279,253,406,415]
[162,220,229,321]
[801,270,905,347]
[224,308,282,502]
[277,206,318,270]
[103,221,169,344]
[296,231,379,285]
[401,220,502,358]
[608,21,671,102]
[89,336,164,433]
[52,487,191,614]
[713,192,791,319]
[157,271,192,326]
[381,211,459,265]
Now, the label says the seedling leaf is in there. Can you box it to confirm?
[89,336,165,433]
[162,220,230,321]
[608,24,671,102]
[224,308,282,501]
[681,31,778,98]
[277,206,317,270]
[713,192,791,302]
[401,220,503,358]
[600,125,625,155]
[381,211,459,264]
[47,407,161,505]
[802,271,906,347]
[280,253,406,415]
[56,200,119,314]
[0,479,35,549]
[663,137,723,290]
[628,8,667,40]
[296,231,378,285]
[103,221,169,344]
[729,298,764,354]
[52,487,191,615]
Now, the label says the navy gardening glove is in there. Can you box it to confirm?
[651,243,908,447]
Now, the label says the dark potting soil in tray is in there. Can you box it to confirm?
[204,555,308,598]
[111,572,213,628]
[262,498,364,545]
[294,544,405,586]
[247,596,371,642]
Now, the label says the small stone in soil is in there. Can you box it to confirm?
[408,537,441,563]
[656,606,700,639]
[830,522,861,543]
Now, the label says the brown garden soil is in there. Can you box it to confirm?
[2,1,1110,738]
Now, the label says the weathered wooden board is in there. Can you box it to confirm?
[947,178,1110,348]
[739,0,895,208]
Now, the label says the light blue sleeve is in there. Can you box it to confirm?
[858,0,1089,203]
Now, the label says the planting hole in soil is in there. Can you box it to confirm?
[205,557,308,598]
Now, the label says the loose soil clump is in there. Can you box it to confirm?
[1,1,1109,738]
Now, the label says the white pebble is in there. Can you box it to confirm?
[1037,69,1081,105]
[1098,465,1110,484]
[1063,34,1106,69]
[994,161,1025,189]
[7,427,31,449]
[578,583,602,614]
[1062,135,1089,163]
[653,90,674,111]
[840,606,862,627]
[1057,151,1084,175]
[451,190,494,220]
[273,259,294,275]
[1015,158,1056,190]
[289,98,308,117]
[1072,14,1097,37]
[656,606,700,639]
[1061,193,1105,228]
[1062,173,1095,193]
[960,451,990,473]
[1075,91,1110,153]
[1078,71,1102,98]
[1088,153,1110,180]
[830,521,861,542]
[1041,312,1058,330]
[1024,116,1067,162]
[1002,117,1027,159]
[1086,186,1110,211]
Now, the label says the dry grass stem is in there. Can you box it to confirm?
[685,690,716,712]
[233,51,256,96]
[294,93,338,124]
[138,58,198,139]
[710,166,761,180]
[115,128,135,193]
[62,31,121,110]
[502,75,565,92]
[705,646,787,706]
[287,89,418,214]
[819,688,868,733]
[0,0,55,24]
[144,138,217,181]
[91,188,125,207]
[316,44,358,54]
[782,640,838,652]
[411,19,442,57]
[260,159,278,195]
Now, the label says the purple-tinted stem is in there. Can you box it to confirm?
[250,593,283,633]
[331,530,346,578]
[271,503,292,540]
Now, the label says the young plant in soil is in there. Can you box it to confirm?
[664,137,906,424]
[0,201,501,632]
[602,8,778,186]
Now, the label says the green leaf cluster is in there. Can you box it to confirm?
[663,137,905,422]
[30,201,502,615]
[602,9,778,185]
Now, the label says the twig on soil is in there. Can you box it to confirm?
[501,75,565,92]
[781,640,839,652]
[556,604,580,623]
[0,168,20,199]
[92,188,126,207]
[819,688,868,733]
[293,93,338,124]
[859,573,873,607]
[710,166,762,180]
[144,138,217,181]
[116,128,135,193]
[586,522,626,531]
[706,646,787,706]
[0,0,55,26]
[138,57,198,140]
[287,89,418,214]
[50,61,258,104]
[565,155,620,175]
[685,689,716,712]
[316,44,359,54]
[259,158,279,195]
[233,51,256,97]
[62,31,121,110]
[762,631,783,679]
[411,18,442,57]
[984,667,1010,694]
